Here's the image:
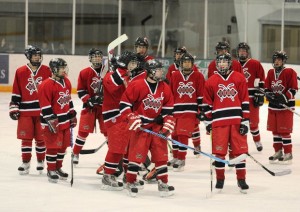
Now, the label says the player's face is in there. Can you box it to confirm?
[127,60,138,72]
[57,66,68,78]
[31,54,42,63]
[238,49,248,60]
[153,68,163,81]
[91,54,103,67]
[273,58,283,68]
[136,45,147,56]
[175,53,182,60]
[217,59,229,72]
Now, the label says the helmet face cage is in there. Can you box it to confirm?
[25,45,42,66]
[237,42,250,61]
[145,59,163,81]
[272,51,288,67]
[216,53,232,75]
[215,41,230,55]
[88,48,103,67]
[49,58,68,78]
[134,37,149,48]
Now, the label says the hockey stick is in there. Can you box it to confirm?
[79,140,107,154]
[247,153,291,176]
[140,127,247,165]
[256,88,300,117]
[71,153,74,187]
[107,34,128,63]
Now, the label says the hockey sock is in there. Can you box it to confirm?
[126,162,140,183]
[104,151,123,175]
[273,134,283,152]
[21,139,32,162]
[35,140,46,161]
[154,161,168,183]
[56,147,67,169]
[72,131,89,155]
[215,160,225,180]
[250,126,261,142]
[177,135,188,160]
[46,149,58,171]
[235,159,246,180]
[281,134,292,154]
[192,125,201,147]
[123,157,129,173]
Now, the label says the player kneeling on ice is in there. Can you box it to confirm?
[38,58,77,183]
[203,53,250,193]
[120,59,175,197]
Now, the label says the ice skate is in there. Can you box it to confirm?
[237,179,249,194]
[56,168,68,180]
[278,153,293,165]
[18,162,30,175]
[36,160,44,174]
[255,141,263,152]
[158,180,175,197]
[269,150,283,164]
[47,170,59,183]
[72,154,79,165]
[125,183,138,197]
[173,159,185,172]
[215,179,224,190]
[101,174,123,191]
[193,145,201,158]
[167,158,178,169]
[123,175,144,189]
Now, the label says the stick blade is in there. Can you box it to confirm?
[107,34,128,53]
[274,169,292,176]
[228,153,248,165]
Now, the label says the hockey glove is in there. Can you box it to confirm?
[87,95,102,108]
[9,102,20,120]
[153,115,163,125]
[45,115,58,134]
[69,110,77,128]
[204,119,212,135]
[127,113,142,131]
[159,116,176,137]
[253,91,265,107]
[265,92,277,104]
[239,119,249,135]
[277,93,288,105]
[197,111,206,121]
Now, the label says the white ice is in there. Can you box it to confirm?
[0,92,299,212]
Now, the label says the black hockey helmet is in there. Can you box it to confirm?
[237,42,250,61]
[117,51,135,68]
[180,52,194,66]
[134,37,149,48]
[88,48,103,67]
[25,45,42,66]
[272,51,288,71]
[216,53,232,75]
[215,41,230,55]
[49,58,68,78]
[144,59,163,81]
[173,46,187,64]
[130,53,145,78]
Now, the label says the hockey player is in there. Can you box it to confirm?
[38,58,77,183]
[134,37,154,61]
[72,48,107,165]
[237,42,265,151]
[120,59,175,197]
[9,45,52,175]
[100,51,145,190]
[203,53,250,192]
[265,51,298,164]
[207,41,243,78]
[168,52,205,171]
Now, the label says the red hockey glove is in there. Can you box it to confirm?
[9,102,20,120]
[45,115,58,134]
[127,113,141,131]
[159,116,176,137]
[239,119,249,135]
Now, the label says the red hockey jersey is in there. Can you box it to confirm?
[169,69,205,119]
[120,79,174,128]
[203,71,250,127]
[207,59,242,78]
[265,67,298,111]
[11,64,52,116]
[240,58,265,98]
[38,77,75,130]
[166,63,200,82]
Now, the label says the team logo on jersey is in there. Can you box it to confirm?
[90,77,101,94]
[143,93,164,113]
[177,82,195,98]
[271,80,285,93]
[26,76,42,95]
[57,90,71,109]
[217,83,237,102]
[243,68,250,81]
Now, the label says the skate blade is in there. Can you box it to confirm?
[38,170,43,175]
[19,170,30,175]
[269,160,279,164]
[173,167,184,172]
[159,190,175,198]
[278,160,292,165]
[239,189,248,194]
[126,190,138,197]
[48,178,58,183]
[59,176,68,181]
[101,184,123,191]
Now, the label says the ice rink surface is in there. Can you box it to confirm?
[0,92,299,212]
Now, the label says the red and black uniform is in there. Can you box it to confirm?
[10,64,51,163]
[120,79,174,184]
[38,77,76,171]
[240,58,265,144]
[265,68,298,154]
[169,69,205,160]
[208,59,242,78]
[203,70,249,181]
[72,66,107,156]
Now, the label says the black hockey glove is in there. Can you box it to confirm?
[277,93,288,105]
[239,119,249,136]
[9,102,20,120]
[204,118,212,135]
[45,114,58,134]
[87,95,102,108]
[197,111,206,121]
[153,115,163,125]
[265,92,278,105]
[253,91,265,107]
